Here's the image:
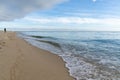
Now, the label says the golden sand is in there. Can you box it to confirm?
[0,31,74,80]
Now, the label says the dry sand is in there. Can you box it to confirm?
[0,31,74,80]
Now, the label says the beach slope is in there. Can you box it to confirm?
[0,31,74,80]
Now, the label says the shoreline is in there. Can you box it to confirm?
[0,31,75,80]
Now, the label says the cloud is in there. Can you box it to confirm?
[0,0,67,21]
[92,0,97,2]
[24,16,120,25]
[1,16,120,31]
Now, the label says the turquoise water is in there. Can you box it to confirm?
[19,31,120,80]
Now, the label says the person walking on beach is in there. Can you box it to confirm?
[4,28,6,32]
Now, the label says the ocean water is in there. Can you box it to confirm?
[18,31,120,80]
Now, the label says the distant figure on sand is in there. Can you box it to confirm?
[4,28,6,32]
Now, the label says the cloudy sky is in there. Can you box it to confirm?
[0,0,120,31]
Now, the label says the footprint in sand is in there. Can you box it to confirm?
[0,46,2,49]
[0,45,2,52]
[0,41,6,49]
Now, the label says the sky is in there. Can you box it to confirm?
[0,0,120,31]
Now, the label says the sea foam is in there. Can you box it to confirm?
[18,31,120,80]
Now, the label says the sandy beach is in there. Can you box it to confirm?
[0,31,74,80]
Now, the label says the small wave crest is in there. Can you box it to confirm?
[18,32,120,80]
[31,35,52,39]
[37,40,61,48]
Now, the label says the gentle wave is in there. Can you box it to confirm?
[31,35,53,39]
[37,40,61,48]
[18,31,120,80]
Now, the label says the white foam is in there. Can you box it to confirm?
[18,33,120,80]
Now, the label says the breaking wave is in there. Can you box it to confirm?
[18,31,120,80]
